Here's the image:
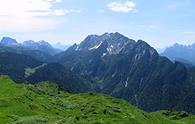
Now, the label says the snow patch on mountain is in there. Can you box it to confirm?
[89,41,103,50]
[125,78,129,88]
[102,52,107,57]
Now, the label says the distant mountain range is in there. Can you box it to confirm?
[0,37,89,92]
[0,37,65,62]
[161,43,195,66]
[0,37,18,46]
[0,37,62,55]
[0,33,195,114]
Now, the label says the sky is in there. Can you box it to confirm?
[0,0,195,48]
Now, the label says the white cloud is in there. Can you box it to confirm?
[53,9,80,16]
[0,0,81,32]
[64,9,81,14]
[107,0,136,13]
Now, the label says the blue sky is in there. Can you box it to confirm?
[0,0,194,48]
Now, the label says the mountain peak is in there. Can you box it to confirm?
[172,43,184,47]
[137,40,158,56]
[101,32,128,39]
[137,40,151,47]
[23,40,52,48]
[72,32,158,57]
[0,37,18,46]
[23,40,36,46]
[38,40,52,48]
[75,32,135,55]
[101,32,120,37]
[162,42,195,65]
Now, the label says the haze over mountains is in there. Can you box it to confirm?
[0,37,66,62]
[162,43,195,66]
[0,37,68,54]
[0,32,195,115]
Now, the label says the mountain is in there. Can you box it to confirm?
[76,32,134,53]
[26,63,89,92]
[0,75,194,124]
[23,40,62,55]
[0,37,62,61]
[0,45,52,62]
[161,43,195,66]
[54,32,195,113]
[0,52,42,81]
[0,52,88,92]
[0,37,18,46]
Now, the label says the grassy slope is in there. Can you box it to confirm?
[0,75,194,124]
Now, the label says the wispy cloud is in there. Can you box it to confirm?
[0,0,81,32]
[107,0,137,13]
[184,31,195,35]
[63,9,81,15]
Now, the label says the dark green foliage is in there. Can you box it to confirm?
[27,63,90,92]
[0,52,88,92]
[0,52,42,81]
[0,46,52,62]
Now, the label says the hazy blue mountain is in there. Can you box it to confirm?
[54,32,195,114]
[0,37,18,46]
[22,40,62,55]
[0,37,62,62]
[161,43,195,66]
[0,37,62,55]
